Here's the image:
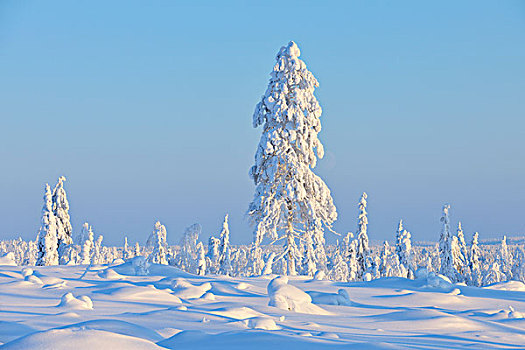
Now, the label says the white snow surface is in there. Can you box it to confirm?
[0,263,524,349]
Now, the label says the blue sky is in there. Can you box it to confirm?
[1,1,524,245]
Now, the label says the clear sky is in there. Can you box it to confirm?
[1,1,524,245]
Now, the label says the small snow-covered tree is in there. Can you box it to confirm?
[438,204,456,280]
[218,214,230,268]
[247,41,337,276]
[301,232,317,276]
[80,223,94,265]
[36,184,59,266]
[179,223,200,273]
[249,243,264,276]
[328,249,348,282]
[456,222,468,267]
[207,236,220,274]
[499,235,512,281]
[147,221,168,265]
[356,193,369,279]
[483,261,505,285]
[134,242,141,257]
[262,252,276,275]
[468,232,482,286]
[395,220,412,277]
[220,246,233,276]
[347,239,358,281]
[93,235,103,264]
[51,176,73,264]
[196,242,206,276]
[379,241,390,277]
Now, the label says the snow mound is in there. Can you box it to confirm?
[57,292,93,310]
[21,268,33,277]
[508,306,524,319]
[484,280,525,291]
[236,282,251,290]
[202,292,215,300]
[58,319,164,342]
[98,268,125,280]
[24,274,44,285]
[43,280,67,289]
[308,289,351,306]
[0,252,16,266]
[267,276,332,315]
[245,316,280,330]
[424,272,453,289]
[171,278,211,299]
[1,328,164,350]
[101,285,182,304]
[209,306,265,320]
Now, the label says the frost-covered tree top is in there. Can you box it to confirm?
[248,41,337,244]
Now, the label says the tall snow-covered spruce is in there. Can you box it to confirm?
[51,176,73,264]
[247,41,337,276]
[36,184,59,266]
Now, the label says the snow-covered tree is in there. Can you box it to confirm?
[80,223,94,265]
[134,242,141,257]
[196,242,206,276]
[483,261,505,285]
[438,204,456,280]
[123,237,131,259]
[468,232,482,286]
[456,222,468,267]
[498,235,512,281]
[356,192,369,279]
[249,243,264,276]
[219,246,233,276]
[328,249,349,282]
[93,235,103,264]
[247,41,337,275]
[262,252,276,275]
[51,176,73,264]
[218,214,230,269]
[179,223,200,273]
[148,221,168,265]
[395,220,412,277]
[36,184,59,266]
[347,239,358,281]
[301,232,317,276]
[379,241,390,277]
[207,236,220,274]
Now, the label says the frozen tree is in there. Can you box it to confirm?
[196,242,206,276]
[36,184,59,266]
[456,222,468,267]
[356,193,369,279]
[123,237,131,259]
[218,214,230,268]
[328,249,349,282]
[207,236,220,274]
[262,252,276,275]
[79,223,94,265]
[468,232,482,286]
[134,242,141,257]
[147,221,168,265]
[438,204,456,280]
[347,239,358,281]
[379,241,390,277]
[51,176,73,264]
[451,236,465,283]
[249,243,264,276]
[219,246,233,276]
[247,41,337,275]
[301,232,317,276]
[93,235,103,264]
[395,220,412,277]
[499,236,513,280]
[179,223,200,273]
[483,261,505,285]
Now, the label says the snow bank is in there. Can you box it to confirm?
[1,328,164,350]
[245,316,280,330]
[57,292,93,310]
[267,276,331,315]
[484,280,525,292]
[308,289,351,306]
[171,278,211,299]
